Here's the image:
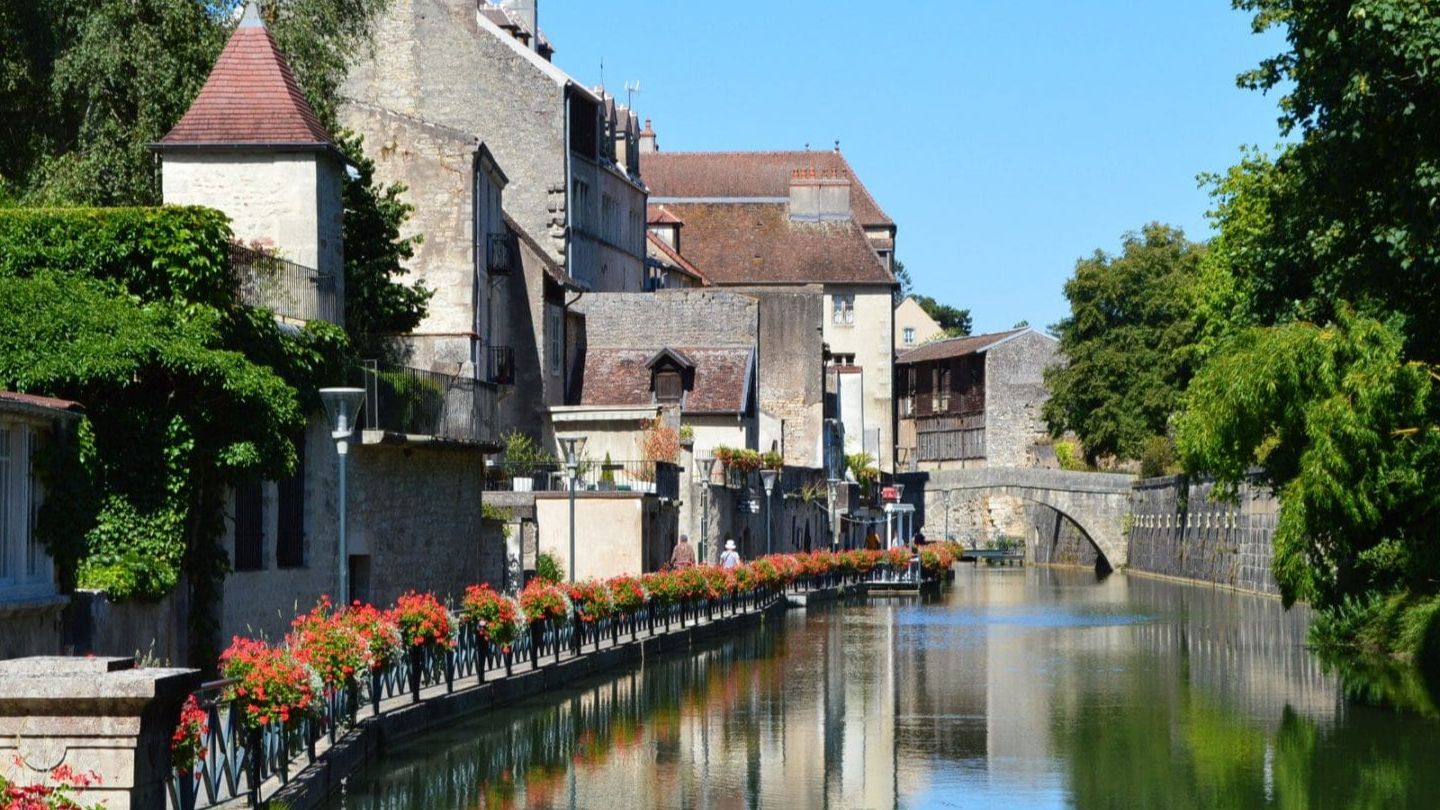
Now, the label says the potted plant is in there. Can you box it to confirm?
[388,591,454,701]
[600,451,618,490]
[460,583,526,676]
[501,431,552,491]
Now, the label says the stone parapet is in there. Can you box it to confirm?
[0,656,201,810]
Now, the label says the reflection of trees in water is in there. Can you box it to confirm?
[1052,655,1440,808]
[340,626,784,809]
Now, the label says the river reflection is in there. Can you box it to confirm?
[331,568,1440,809]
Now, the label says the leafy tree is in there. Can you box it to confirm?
[910,294,972,338]
[891,258,912,303]
[1176,313,1439,611]
[1044,223,1205,464]
[1206,0,1440,362]
[338,133,431,359]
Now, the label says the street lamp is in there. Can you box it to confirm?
[942,489,953,544]
[320,387,365,605]
[698,457,716,564]
[557,434,587,582]
[759,468,778,556]
[826,477,841,550]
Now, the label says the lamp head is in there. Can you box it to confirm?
[319,388,366,439]
[759,468,778,495]
[557,434,587,467]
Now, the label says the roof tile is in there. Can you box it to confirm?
[159,12,331,147]
[576,347,751,414]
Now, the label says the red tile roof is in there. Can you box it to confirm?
[642,150,894,228]
[576,347,752,414]
[646,205,684,225]
[645,232,708,285]
[159,7,331,148]
[896,328,1044,364]
[0,390,83,417]
[652,203,893,286]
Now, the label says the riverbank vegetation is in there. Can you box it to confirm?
[1048,1,1440,678]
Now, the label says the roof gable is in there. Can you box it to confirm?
[896,328,1046,364]
[159,4,332,148]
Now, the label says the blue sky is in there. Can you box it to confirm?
[544,2,1289,335]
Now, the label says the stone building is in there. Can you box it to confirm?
[641,141,899,470]
[0,392,82,660]
[895,327,1058,471]
[93,4,508,660]
[894,295,944,351]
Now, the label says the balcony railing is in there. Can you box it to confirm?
[486,460,680,499]
[484,345,515,386]
[230,245,339,324]
[362,361,498,447]
[486,232,518,275]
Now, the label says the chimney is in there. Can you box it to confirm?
[499,0,538,50]
[638,118,658,154]
[788,168,851,222]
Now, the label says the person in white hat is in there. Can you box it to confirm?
[719,537,741,569]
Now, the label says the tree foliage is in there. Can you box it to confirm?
[1044,223,1205,464]
[1177,313,1440,610]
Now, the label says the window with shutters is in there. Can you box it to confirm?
[655,370,683,403]
[233,481,263,572]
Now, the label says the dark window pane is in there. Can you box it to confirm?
[234,481,263,572]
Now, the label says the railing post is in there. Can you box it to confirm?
[530,622,542,669]
[407,646,423,703]
[477,634,489,685]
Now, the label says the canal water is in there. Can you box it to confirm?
[330,568,1440,809]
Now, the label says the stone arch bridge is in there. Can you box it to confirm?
[900,468,1135,569]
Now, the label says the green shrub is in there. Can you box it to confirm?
[1053,438,1088,472]
[535,552,564,584]
[0,206,236,307]
[1139,435,1176,479]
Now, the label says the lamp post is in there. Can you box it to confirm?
[320,387,365,605]
[760,468,778,556]
[942,488,953,544]
[557,435,587,583]
[826,477,841,550]
[698,457,716,564]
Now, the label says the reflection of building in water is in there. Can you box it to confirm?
[334,569,1347,810]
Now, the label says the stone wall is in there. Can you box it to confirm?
[752,290,825,467]
[0,597,66,660]
[577,290,757,349]
[1127,475,1279,595]
[983,330,1059,468]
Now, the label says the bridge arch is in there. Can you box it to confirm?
[901,468,1134,570]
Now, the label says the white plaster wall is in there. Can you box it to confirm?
[162,152,336,279]
[822,285,894,469]
[536,494,643,579]
[894,296,944,350]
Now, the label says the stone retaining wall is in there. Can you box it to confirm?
[1126,475,1279,595]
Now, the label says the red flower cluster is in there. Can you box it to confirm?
[0,763,102,810]
[460,584,525,649]
[389,591,454,650]
[607,574,647,613]
[919,544,957,575]
[519,580,572,624]
[170,695,208,774]
[287,596,376,689]
[565,580,614,624]
[343,602,403,670]
[219,636,319,729]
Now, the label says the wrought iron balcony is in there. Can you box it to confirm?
[484,345,515,386]
[229,244,340,324]
[362,361,498,448]
[486,232,518,275]
[485,460,680,499]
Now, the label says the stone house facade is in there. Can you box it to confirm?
[895,327,1058,471]
[641,143,899,471]
[894,295,944,351]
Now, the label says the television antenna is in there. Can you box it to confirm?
[625,80,642,109]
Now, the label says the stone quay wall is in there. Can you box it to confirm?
[1126,475,1279,596]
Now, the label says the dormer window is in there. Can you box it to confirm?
[646,347,696,408]
[656,370,683,403]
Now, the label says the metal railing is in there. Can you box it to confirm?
[168,584,790,809]
[484,345,514,386]
[362,361,498,446]
[486,232,518,275]
[487,460,680,498]
[230,245,339,324]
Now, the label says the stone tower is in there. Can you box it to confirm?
[154,2,344,321]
